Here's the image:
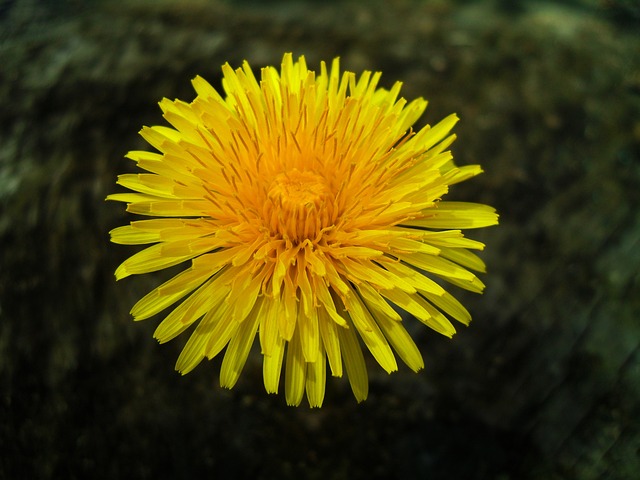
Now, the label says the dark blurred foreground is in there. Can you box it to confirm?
[1,0,639,478]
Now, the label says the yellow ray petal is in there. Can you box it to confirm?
[263,333,286,394]
[453,276,487,294]
[110,218,217,245]
[306,353,326,408]
[174,309,217,374]
[356,281,402,322]
[220,297,263,388]
[230,265,266,323]
[153,270,233,343]
[284,328,306,407]
[443,164,483,185]
[125,199,212,218]
[128,152,197,185]
[313,276,348,327]
[376,314,424,372]
[345,292,397,374]
[278,275,298,341]
[109,225,161,245]
[416,298,457,338]
[386,237,440,255]
[380,288,431,324]
[395,251,477,283]
[376,257,446,296]
[115,242,203,280]
[116,173,186,199]
[401,229,486,251]
[318,307,343,377]
[337,316,368,403]
[403,113,459,153]
[131,264,214,321]
[298,301,320,363]
[421,290,471,326]
[438,246,487,273]
[259,297,280,356]
[139,125,182,153]
[338,257,390,288]
[403,202,499,230]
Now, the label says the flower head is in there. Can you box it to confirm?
[108,53,498,407]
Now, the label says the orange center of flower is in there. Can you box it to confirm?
[267,169,332,242]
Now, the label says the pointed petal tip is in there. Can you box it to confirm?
[355,394,368,404]
[114,268,128,281]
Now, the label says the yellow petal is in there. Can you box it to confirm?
[376,258,445,296]
[387,237,440,255]
[200,306,242,362]
[416,298,457,337]
[116,173,181,198]
[405,229,486,251]
[403,202,499,230]
[298,302,320,363]
[305,354,326,408]
[174,309,217,374]
[138,125,181,152]
[356,281,402,322]
[259,297,280,356]
[230,265,266,322]
[421,290,471,326]
[337,316,368,403]
[115,243,199,280]
[278,275,298,341]
[318,307,343,377]
[109,225,161,245]
[284,329,306,407]
[313,276,348,327]
[376,315,424,372]
[220,298,262,388]
[125,199,211,217]
[339,258,414,293]
[263,334,286,394]
[380,288,431,324]
[443,164,483,185]
[131,264,214,320]
[438,246,487,273]
[445,275,486,294]
[344,292,397,374]
[395,251,477,283]
[153,270,233,343]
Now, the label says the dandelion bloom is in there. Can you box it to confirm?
[108,53,498,407]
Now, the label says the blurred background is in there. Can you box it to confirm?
[1,0,639,478]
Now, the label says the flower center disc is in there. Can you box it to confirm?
[269,170,329,209]
[267,169,331,242]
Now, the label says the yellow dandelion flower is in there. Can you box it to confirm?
[108,53,498,407]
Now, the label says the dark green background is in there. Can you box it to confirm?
[1,0,639,478]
